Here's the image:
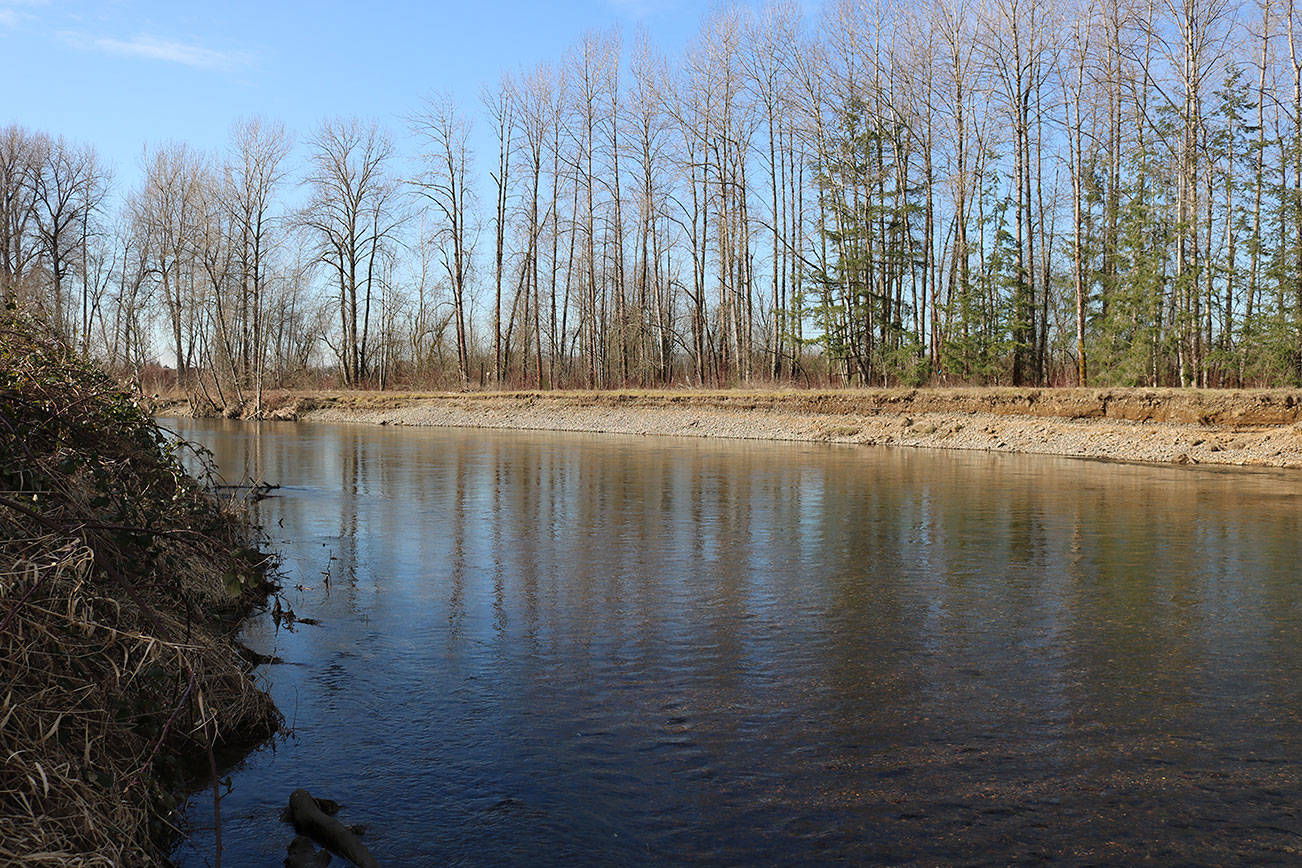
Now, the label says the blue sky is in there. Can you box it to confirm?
[0,0,751,191]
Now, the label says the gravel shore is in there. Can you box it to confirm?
[213,388,1302,470]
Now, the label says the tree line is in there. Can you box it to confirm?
[4,0,1302,396]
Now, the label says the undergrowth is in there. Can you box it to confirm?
[0,312,279,866]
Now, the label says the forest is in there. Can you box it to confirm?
[3,0,1302,397]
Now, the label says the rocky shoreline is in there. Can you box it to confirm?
[160,387,1302,470]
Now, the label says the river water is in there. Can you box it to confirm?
[167,419,1302,866]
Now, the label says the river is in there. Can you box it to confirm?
[167,419,1302,866]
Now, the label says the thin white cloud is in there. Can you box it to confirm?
[0,0,42,27]
[0,0,50,22]
[59,31,248,71]
[607,0,681,19]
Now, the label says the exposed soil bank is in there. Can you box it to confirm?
[168,386,1302,469]
[1,317,278,866]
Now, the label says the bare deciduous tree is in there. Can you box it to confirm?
[411,97,475,387]
[302,119,401,386]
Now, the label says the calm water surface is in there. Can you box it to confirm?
[168,420,1302,866]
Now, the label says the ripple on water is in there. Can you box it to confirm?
[168,422,1302,867]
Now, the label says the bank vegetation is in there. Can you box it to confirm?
[0,313,278,865]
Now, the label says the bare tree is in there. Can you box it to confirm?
[0,126,41,308]
[32,135,108,340]
[484,78,514,386]
[628,36,675,383]
[411,96,475,387]
[1061,1,1098,384]
[135,143,206,383]
[224,117,291,411]
[301,118,401,385]
[980,0,1062,385]
[743,3,800,380]
[512,64,558,387]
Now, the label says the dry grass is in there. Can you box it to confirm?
[0,314,279,865]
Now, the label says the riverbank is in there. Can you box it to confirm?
[165,386,1302,469]
[0,316,278,865]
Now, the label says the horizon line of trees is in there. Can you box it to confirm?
[5,0,1302,398]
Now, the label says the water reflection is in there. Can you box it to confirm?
[170,420,1302,866]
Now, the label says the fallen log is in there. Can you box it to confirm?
[285,788,379,868]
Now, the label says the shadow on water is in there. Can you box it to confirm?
[168,419,1302,866]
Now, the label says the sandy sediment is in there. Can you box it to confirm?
[175,387,1302,470]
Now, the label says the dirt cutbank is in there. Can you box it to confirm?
[168,387,1302,469]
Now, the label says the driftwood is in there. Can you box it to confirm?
[215,480,280,498]
[285,788,379,868]
[236,643,286,667]
[285,835,332,867]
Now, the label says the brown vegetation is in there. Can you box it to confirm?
[0,314,278,865]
